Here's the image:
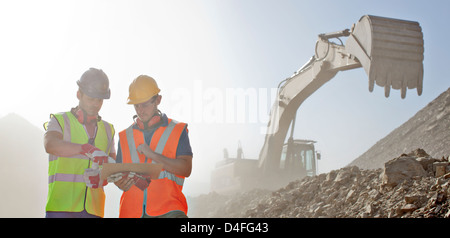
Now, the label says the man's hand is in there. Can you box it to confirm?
[112,172,151,191]
[136,144,192,178]
[113,174,136,191]
[133,173,151,191]
[81,144,108,165]
[137,144,156,158]
[83,168,107,188]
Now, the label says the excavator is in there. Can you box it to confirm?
[210,15,424,194]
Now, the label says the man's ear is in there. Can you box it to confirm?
[77,90,82,100]
[155,95,162,105]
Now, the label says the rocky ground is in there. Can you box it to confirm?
[189,88,450,218]
[190,149,450,218]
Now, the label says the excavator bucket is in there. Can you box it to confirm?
[346,15,424,98]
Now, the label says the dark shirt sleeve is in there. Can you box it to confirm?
[176,128,193,157]
[116,141,123,163]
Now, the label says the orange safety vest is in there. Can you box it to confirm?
[118,118,188,218]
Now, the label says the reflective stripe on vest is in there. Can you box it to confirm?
[48,173,84,183]
[45,112,114,217]
[118,118,188,217]
[124,121,184,186]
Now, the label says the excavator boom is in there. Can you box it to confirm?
[258,15,424,175]
[211,15,424,193]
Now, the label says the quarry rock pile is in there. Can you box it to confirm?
[190,149,450,218]
[189,89,450,218]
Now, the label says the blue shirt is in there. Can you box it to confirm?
[116,114,193,163]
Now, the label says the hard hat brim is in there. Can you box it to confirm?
[127,97,150,105]
[79,86,111,99]
[126,89,159,105]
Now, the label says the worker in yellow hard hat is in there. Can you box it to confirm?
[43,68,116,218]
[114,75,193,218]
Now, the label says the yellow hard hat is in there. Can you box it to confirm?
[127,75,161,105]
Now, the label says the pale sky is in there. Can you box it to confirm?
[1,0,449,217]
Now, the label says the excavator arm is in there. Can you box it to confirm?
[258,15,424,174]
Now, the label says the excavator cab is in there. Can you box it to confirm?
[211,139,320,194]
[280,139,319,178]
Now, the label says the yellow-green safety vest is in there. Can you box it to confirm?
[45,112,114,217]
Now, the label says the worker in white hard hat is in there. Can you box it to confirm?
[43,68,116,218]
[114,75,193,218]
